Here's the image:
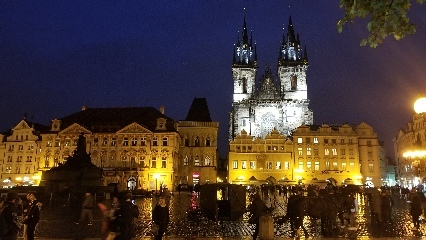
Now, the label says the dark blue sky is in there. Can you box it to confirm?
[1,1,426,157]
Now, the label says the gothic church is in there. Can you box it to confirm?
[229,16,313,140]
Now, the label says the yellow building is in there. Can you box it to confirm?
[229,122,383,187]
[393,97,426,188]
[0,119,47,186]
[37,106,180,191]
[229,129,294,185]
[177,98,219,186]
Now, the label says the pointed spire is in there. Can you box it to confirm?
[242,17,249,45]
[304,46,308,59]
[233,46,236,62]
[254,42,258,61]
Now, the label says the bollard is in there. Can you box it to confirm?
[259,215,274,240]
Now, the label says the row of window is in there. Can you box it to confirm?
[8,145,35,151]
[232,160,361,171]
[4,166,33,174]
[182,156,211,166]
[296,137,356,144]
[13,135,30,141]
[183,137,211,147]
[6,155,33,163]
[46,137,169,147]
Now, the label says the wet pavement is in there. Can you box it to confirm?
[31,191,426,239]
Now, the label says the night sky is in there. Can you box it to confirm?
[2,1,426,158]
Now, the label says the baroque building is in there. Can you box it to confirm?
[393,97,426,188]
[177,98,219,185]
[0,119,49,186]
[229,17,313,141]
[229,123,383,187]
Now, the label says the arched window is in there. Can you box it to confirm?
[204,156,211,166]
[195,137,200,147]
[194,155,200,166]
[291,75,297,90]
[183,155,189,166]
[184,137,190,147]
[205,137,211,147]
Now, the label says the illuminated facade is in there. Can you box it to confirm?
[393,97,426,188]
[229,129,294,185]
[38,106,180,191]
[0,119,48,186]
[177,98,219,185]
[229,123,383,186]
[229,17,313,141]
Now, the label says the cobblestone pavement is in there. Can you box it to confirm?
[32,191,426,239]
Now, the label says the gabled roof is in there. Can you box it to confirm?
[185,98,212,122]
[58,107,177,133]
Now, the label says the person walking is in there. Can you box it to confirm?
[410,190,423,230]
[381,190,394,224]
[248,193,268,240]
[76,192,96,225]
[347,193,358,230]
[152,196,169,240]
[114,193,139,240]
[23,192,41,240]
[22,193,31,240]
[0,191,22,240]
[369,190,382,227]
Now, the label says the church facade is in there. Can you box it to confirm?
[229,17,313,141]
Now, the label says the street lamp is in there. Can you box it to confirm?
[154,174,160,191]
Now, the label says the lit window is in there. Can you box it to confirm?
[205,156,211,166]
[102,138,108,146]
[350,162,355,169]
[233,161,238,169]
[242,161,247,169]
[131,138,138,146]
[307,161,312,170]
[140,137,146,146]
[333,162,338,170]
[314,162,319,171]
[325,161,330,170]
[162,157,167,168]
[111,138,116,146]
[46,139,52,147]
[6,167,12,173]
[55,138,60,147]
[332,148,337,156]
[250,161,256,169]
[53,157,59,167]
[275,162,281,170]
[151,157,157,168]
[313,138,318,144]
[298,161,304,170]
[194,156,200,166]
[139,156,146,167]
[266,161,273,170]
[298,147,303,156]
[284,162,290,170]
[183,156,189,166]
[342,162,347,170]
[123,138,129,146]
[297,138,303,144]
[368,163,374,172]
[324,149,330,156]
[306,147,312,156]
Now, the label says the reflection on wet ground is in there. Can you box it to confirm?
[34,191,426,239]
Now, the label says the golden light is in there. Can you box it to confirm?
[15,177,22,181]
[153,174,160,180]
[295,175,302,180]
[32,175,41,180]
[237,176,244,180]
[414,97,426,114]
[403,150,426,158]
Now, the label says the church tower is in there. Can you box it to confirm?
[229,16,313,141]
[278,16,309,100]
[232,17,257,102]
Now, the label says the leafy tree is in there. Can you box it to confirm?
[338,0,425,47]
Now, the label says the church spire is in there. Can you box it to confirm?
[233,16,257,67]
[278,16,308,66]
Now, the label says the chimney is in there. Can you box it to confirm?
[82,106,87,111]
[160,106,165,114]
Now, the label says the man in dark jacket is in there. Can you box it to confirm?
[23,192,40,240]
[1,191,22,240]
[248,193,268,240]
[286,189,308,237]
[115,193,139,240]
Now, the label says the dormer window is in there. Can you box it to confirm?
[156,118,167,130]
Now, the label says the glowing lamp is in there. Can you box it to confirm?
[414,97,426,114]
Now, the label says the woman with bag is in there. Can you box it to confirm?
[152,196,169,240]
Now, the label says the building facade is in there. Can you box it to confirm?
[0,119,49,186]
[229,17,313,141]
[177,98,219,186]
[393,98,426,188]
[229,123,383,187]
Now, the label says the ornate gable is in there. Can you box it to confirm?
[13,120,31,130]
[117,122,152,134]
[59,123,91,135]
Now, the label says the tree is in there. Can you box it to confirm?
[338,0,425,47]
